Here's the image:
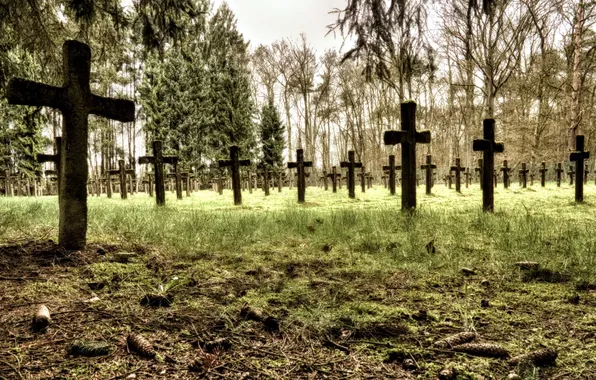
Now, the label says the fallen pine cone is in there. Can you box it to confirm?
[508,348,557,366]
[69,341,111,357]
[434,332,477,349]
[451,343,509,358]
[127,334,156,358]
[32,305,51,331]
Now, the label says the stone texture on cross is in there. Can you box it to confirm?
[570,135,590,202]
[138,140,178,206]
[340,151,362,199]
[450,158,465,193]
[219,146,251,205]
[473,119,504,212]
[384,102,431,210]
[420,154,436,195]
[287,149,312,203]
[7,40,135,249]
[37,137,62,197]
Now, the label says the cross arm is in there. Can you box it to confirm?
[138,156,154,165]
[415,131,431,144]
[219,160,232,167]
[91,95,135,123]
[37,153,59,164]
[163,156,179,165]
[384,130,406,146]
[7,78,65,110]
[239,160,251,166]
[570,151,590,161]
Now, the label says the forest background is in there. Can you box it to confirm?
[0,0,594,179]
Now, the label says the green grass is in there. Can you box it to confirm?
[1,182,595,379]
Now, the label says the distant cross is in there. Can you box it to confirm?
[500,160,512,189]
[139,141,178,206]
[7,40,134,249]
[109,160,135,199]
[567,166,575,186]
[420,154,436,195]
[473,119,504,212]
[219,146,251,205]
[530,172,535,186]
[475,159,483,189]
[450,158,465,193]
[464,168,471,188]
[539,162,548,187]
[570,135,590,202]
[287,149,312,203]
[366,172,373,189]
[261,165,271,196]
[519,163,529,189]
[322,170,329,191]
[555,163,564,187]
[383,155,398,196]
[384,102,431,210]
[382,172,388,189]
[327,166,341,193]
[359,166,366,193]
[37,137,62,196]
[446,173,453,189]
[584,163,590,184]
[144,173,154,197]
[340,150,363,199]
[179,172,191,197]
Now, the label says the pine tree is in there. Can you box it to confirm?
[260,100,285,169]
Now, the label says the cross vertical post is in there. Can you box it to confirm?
[519,163,529,188]
[420,154,436,195]
[383,155,397,196]
[219,146,251,205]
[7,40,135,249]
[384,102,431,210]
[139,141,178,206]
[450,158,465,193]
[539,162,547,187]
[584,163,590,184]
[287,149,312,203]
[473,119,504,212]
[570,135,590,202]
[555,163,563,187]
[500,160,512,189]
[340,151,362,199]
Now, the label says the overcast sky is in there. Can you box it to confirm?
[212,0,348,52]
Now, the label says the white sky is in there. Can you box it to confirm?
[212,0,347,53]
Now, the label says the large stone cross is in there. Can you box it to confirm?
[420,154,436,195]
[37,137,62,196]
[473,119,504,212]
[384,102,431,210]
[383,155,398,196]
[570,135,590,202]
[219,146,251,205]
[539,162,547,187]
[340,150,362,199]
[139,140,178,206]
[287,149,312,203]
[450,158,465,193]
[109,160,135,199]
[7,40,134,249]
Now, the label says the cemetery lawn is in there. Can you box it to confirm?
[1,185,595,379]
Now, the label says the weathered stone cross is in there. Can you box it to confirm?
[340,150,362,199]
[464,168,471,188]
[584,163,590,185]
[37,137,62,196]
[384,102,431,210]
[539,162,547,187]
[420,154,436,195]
[570,135,590,202]
[219,146,251,205]
[109,160,135,199]
[473,119,504,212]
[287,149,312,203]
[567,165,575,186]
[500,160,512,189]
[7,40,134,249]
[138,141,178,206]
[519,163,529,189]
[450,158,465,193]
[555,163,563,187]
[327,166,341,193]
[383,155,398,196]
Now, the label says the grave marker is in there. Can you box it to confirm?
[109,160,135,199]
[218,146,251,205]
[420,154,436,195]
[37,137,62,196]
[519,163,529,188]
[450,158,465,193]
[475,159,483,189]
[7,40,134,249]
[383,155,398,195]
[340,150,362,199]
[500,160,512,189]
[384,102,431,210]
[539,162,547,187]
[570,135,590,202]
[584,163,590,184]
[473,119,504,212]
[555,163,563,187]
[287,149,312,203]
[138,141,178,206]
[327,166,341,193]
